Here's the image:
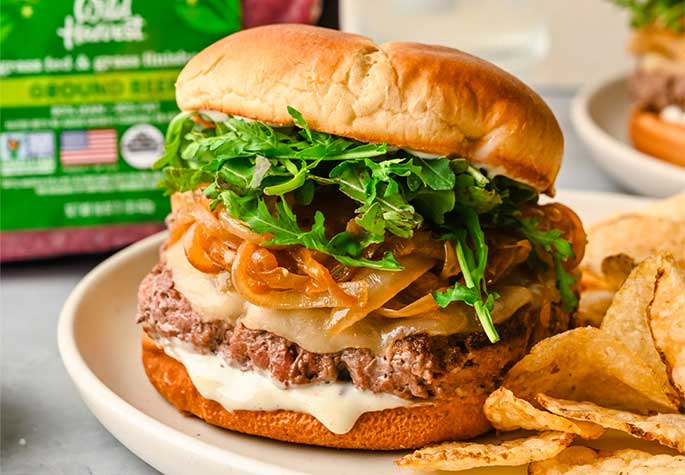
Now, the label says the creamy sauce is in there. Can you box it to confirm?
[164,241,533,353]
[160,337,410,434]
[402,148,443,159]
[660,105,685,126]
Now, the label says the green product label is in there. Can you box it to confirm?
[0,0,241,231]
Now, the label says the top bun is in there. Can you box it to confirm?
[176,25,563,193]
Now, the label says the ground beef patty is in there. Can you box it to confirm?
[137,263,553,400]
[630,68,685,111]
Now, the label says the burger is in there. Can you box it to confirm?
[621,1,685,166]
[137,24,586,450]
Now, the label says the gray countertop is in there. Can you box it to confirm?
[0,93,624,475]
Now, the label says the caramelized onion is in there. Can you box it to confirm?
[184,223,223,274]
[218,209,266,243]
[294,248,357,307]
[378,293,440,318]
[486,239,532,284]
[232,242,368,309]
[524,203,587,269]
[169,214,195,244]
[326,254,436,333]
[441,240,461,279]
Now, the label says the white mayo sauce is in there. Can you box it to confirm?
[159,337,410,434]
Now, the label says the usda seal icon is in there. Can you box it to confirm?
[121,124,164,169]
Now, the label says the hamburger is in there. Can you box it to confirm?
[621,1,685,166]
[137,24,586,450]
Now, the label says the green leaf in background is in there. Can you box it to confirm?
[175,0,241,34]
[611,0,684,33]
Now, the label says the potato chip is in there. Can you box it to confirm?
[649,254,685,403]
[583,215,685,276]
[575,289,614,327]
[641,193,685,221]
[529,447,685,475]
[600,254,678,408]
[395,431,574,472]
[502,327,679,414]
[600,253,635,290]
[537,395,685,453]
[484,387,605,439]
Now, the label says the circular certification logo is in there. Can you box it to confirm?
[120,124,164,169]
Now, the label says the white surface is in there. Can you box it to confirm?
[572,74,685,198]
[56,190,668,475]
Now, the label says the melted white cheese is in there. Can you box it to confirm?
[164,241,532,353]
[166,242,245,322]
[160,338,410,434]
[660,105,685,126]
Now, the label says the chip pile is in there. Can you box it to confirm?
[395,193,685,474]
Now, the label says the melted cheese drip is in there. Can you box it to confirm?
[160,338,410,434]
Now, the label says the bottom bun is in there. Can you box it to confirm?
[141,334,492,450]
[629,109,685,167]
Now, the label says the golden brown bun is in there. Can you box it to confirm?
[141,334,493,450]
[630,109,685,167]
[176,24,563,194]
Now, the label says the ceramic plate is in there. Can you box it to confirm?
[571,74,685,198]
[59,190,669,475]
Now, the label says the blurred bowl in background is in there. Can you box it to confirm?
[572,74,685,198]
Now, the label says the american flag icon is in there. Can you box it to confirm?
[60,129,118,166]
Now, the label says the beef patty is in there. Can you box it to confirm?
[137,263,563,400]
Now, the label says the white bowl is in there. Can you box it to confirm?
[57,191,668,475]
[571,74,685,198]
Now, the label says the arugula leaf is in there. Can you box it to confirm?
[411,157,456,190]
[154,111,194,170]
[518,217,578,311]
[219,190,402,271]
[433,209,500,343]
[518,218,574,259]
[155,107,580,330]
[555,256,579,312]
[328,161,422,238]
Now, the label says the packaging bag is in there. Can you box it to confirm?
[0,0,321,260]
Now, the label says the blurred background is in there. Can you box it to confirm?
[340,0,633,89]
[0,0,672,474]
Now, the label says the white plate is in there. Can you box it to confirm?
[59,190,666,475]
[571,74,685,198]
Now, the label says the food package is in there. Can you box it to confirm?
[0,0,322,260]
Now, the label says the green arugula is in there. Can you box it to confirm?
[155,107,579,343]
[611,0,684,32]
[219,190,401,270]
[433,208,500,343]
[517,218,578,311]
